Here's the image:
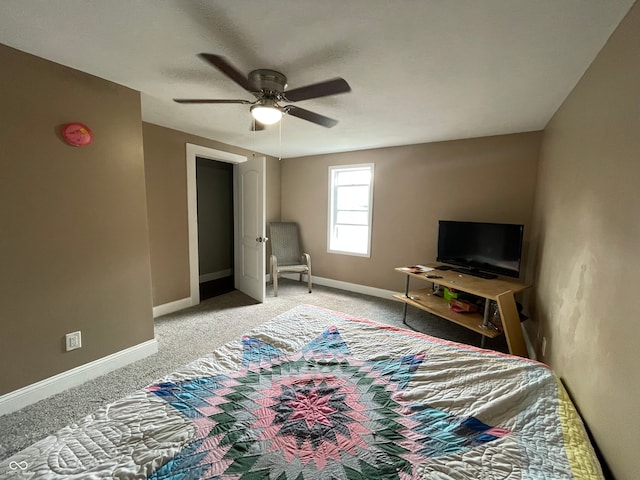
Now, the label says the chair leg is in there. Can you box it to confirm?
[307,270,312,293]
[270,256,278,297]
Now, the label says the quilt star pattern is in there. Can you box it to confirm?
[0,305,605,479]
[147,325,509,479]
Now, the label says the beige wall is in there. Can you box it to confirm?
[281,132,541,292]
[143,123,281,306]
[529,2,640,478]
[0,45,154,395]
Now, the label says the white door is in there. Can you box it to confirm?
[234,156,266,302]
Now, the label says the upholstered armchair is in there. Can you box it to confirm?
[269,222,312,296]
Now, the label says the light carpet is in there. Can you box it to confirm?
[0,279,507,461]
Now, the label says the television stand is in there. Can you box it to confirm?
[451,267,497,279]
[394,264,531,357]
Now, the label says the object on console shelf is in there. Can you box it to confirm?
[450,304,471,314]
[399,265,434,274]
[489,301,503,330]
[487,300,527,328]
[516,300,528,321]
[519,313,528,321]
[443,287,458,301]
[457,291,481,302]
[449,298,479,313]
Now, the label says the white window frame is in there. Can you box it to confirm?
[327,163,374,257]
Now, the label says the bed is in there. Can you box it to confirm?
[0,305,603,479]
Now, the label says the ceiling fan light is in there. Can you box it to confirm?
[251,105,283,125]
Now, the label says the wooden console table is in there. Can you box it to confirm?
[393,264,531,357]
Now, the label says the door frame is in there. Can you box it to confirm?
[186,143,246,306]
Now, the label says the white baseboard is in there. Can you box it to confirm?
[199,269,232,284]
[153,297,193,318]
[279,274,397,300]
[522,326,537,361]
[0,338,158,416]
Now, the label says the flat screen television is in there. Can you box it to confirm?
[436,220,524,279]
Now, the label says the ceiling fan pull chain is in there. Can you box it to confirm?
[279,118,282,161]
[252,118,256,157]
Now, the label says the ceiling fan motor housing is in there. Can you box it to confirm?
[249,69,287,97]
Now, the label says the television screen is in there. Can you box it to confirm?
[436,220,524,278]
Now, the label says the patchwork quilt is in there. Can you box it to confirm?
[0,305,602,479]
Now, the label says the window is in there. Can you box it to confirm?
[328,164,374,256]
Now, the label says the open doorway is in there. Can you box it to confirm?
[186,143,266,305]
[196,157,234,300]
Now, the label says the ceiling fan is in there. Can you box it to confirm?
[174,54,351,129]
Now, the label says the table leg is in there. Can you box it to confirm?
[482,299,491,328]
[496,291,528,357]
[402,274,410,325]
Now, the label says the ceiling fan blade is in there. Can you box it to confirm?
[283,77,351,102]
[173,99,252,104]
[198,53,256,92]
[285,105,338,128]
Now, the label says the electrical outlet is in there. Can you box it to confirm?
[541,337,547,357]
[65,331,82,351]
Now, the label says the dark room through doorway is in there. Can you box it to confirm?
[196,157,235,300]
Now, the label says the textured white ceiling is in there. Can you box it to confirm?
[0,0,634,158]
